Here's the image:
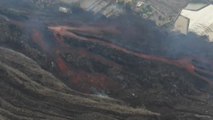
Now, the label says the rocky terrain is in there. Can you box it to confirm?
[0,0,213,120]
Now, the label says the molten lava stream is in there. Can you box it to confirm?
[56,55,70,76]
[175,58,195,73]
[50,25,119,36]
[191,59,213,84]
[49,26,193,71]
[53,27,120,91]
[49,26,213,85]
[32,29,50,53]
[52,29,117,92]
[55,54,114,92]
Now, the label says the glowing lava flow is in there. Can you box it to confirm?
[49,26,213,85]
[30,24,213,92]
[32,29,50,52]
[30,27,117,92]
[56,55,70,76]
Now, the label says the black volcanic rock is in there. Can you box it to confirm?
[0,1,213,120]
[0,47,159,120]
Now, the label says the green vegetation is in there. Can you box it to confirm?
[139,5,153,18]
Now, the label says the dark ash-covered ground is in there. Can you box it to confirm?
[0,0,213,120]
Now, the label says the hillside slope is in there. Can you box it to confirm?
[0,0,213,120]
[0,47,159,120]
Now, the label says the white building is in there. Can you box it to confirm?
[59,7,71,14]
[174,3,213,42]
[80,0,124,17]
[136,1,144,7]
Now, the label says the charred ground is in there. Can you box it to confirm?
[0,0,213,120]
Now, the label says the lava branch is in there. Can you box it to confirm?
[32,29,50,52]
[55,51,115,92]
[29,25,117,92]
[49,26,213,85]
[52,28,119,92]
[60,25,120,36]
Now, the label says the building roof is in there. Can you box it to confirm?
[80,0,123,17]
[174,4,213,42]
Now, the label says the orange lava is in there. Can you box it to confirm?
[32,29,49,52]
[55,53,114,91]
[56,55,70,76]
[46,27,118,92]
[49,25,213,84]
